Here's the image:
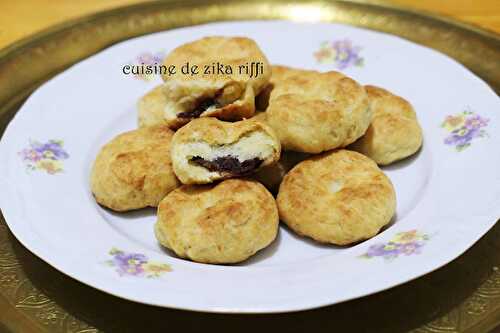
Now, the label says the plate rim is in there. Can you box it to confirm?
[0,2,499,331]
[1,19,500,314]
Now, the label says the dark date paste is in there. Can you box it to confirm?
[191,155,263,176]
[177,90,225,119]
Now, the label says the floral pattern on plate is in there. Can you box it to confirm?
[359,230,430,261]
[128,51,166,81]
[18,139,69,175]
[105,248,171,278]
[441,109,489,151]
[314,39,364,69]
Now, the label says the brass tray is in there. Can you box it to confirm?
[0,1,499,332]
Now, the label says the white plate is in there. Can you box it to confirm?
[0,21,499,313]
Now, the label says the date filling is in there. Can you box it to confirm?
[190,155,263,176]
[177,97,222,119]
[176,86,242,119]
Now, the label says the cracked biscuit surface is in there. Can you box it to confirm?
[171,118,281,184]
[155,179,279,264]
[277,149,396,245]
[264,65,371,153]
[349,85,423,165]
[90,125,180,211]
[143,36,272,129]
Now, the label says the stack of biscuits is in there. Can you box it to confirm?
[91,36,423,264]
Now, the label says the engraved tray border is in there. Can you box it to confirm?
[0,1,499,332]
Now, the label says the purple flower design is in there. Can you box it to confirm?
[105,248,171,278]
[111,251,148,276]
[31,141,69,160]
[314,39,364,70]
[441,110,489,151]
[136,52,165,66]
[359,230,429,261]
[128,51,166,81]
[444,127,479,148]
[398,241,424,256]
[365,243,400,260]
[465,115,488,129]
[18,139,69,174]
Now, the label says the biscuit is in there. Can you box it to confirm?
[264,65,371,153]
[137,85,168,128]
[157,36,271,129]
[277,149,396,245]
[349,85,423,165]
[155,179,279,264]
[252,151,309,193]
[171,118,281,184]
[251,111,268,124]
[90,125,180,211]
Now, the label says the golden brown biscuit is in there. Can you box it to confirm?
[156,36,271,129]
[155,179,279,264]
[171,118,281,184]
[252,151,309,193]
[277,150,396,245]
[349,85,423,165]
[137,85,168,128]
[91,125,180,211]
[251,111,268,124]
[264,65,371,153]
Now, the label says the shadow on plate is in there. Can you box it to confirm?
[97,205,157,220]
[280,223,344,249]
[280,214,399,250]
